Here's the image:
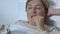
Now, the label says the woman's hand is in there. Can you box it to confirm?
[0,25,5,30]
[32,15,45,32]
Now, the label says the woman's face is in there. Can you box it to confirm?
[26,0,46,25]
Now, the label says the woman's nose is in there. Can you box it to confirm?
[32,8,36,14]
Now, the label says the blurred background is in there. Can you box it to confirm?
[0,0,60,25]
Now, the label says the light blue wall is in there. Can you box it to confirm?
[0,0,27,25]
[51,0,60,8]
[0,0,19,24]
[0,0,60,25]
[18,0,27,21]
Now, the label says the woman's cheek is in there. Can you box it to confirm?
[36,10,46,17]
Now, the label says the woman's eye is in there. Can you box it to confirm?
[36,7,41,9]
[28,7,32,9]
[36,8,40,9]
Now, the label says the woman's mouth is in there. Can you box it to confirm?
[31,15,36,18]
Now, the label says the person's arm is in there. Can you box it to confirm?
[48,8,60,16]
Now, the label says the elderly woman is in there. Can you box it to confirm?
[0,0,60,34]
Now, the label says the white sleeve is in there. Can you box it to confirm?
[39,31,48,34]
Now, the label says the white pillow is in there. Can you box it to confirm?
[50,15,60,28]
[9,24,39,34]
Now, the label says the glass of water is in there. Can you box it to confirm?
[0,25,10,34]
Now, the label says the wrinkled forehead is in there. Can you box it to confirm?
[28,0,42,6]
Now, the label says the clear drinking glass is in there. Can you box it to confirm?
[0,25,10,34]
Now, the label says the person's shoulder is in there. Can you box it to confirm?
[15,20,36,29]
[15,20,28,25]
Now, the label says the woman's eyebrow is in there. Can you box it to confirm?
[36,5,42,7]
[28,4,32,6]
